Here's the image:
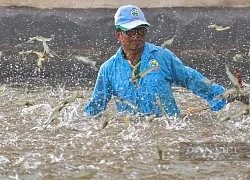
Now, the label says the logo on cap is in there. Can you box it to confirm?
[131,8,139,17]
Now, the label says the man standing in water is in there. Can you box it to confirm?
[84,5,226,117]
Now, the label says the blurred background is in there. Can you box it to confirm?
[0,0,250,87]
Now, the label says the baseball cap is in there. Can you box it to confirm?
[114,5,150,31]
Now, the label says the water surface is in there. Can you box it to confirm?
[0,85,249,179]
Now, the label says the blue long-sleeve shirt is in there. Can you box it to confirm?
[84,42,226,116]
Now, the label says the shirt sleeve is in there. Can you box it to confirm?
[84,65,112,116]
[159,49,226,111]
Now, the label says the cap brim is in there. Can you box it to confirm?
[119,20,150,31]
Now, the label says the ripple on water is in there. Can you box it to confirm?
[0,85,250,179]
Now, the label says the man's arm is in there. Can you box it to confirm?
[159,49,226,111]
[84,66,112,116]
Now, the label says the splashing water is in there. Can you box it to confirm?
[0,85,249,179]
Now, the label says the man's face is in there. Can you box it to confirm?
[115,27,147,51]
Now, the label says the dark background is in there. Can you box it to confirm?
[0,6,250,87]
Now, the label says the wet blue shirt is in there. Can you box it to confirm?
[84,42,226,116]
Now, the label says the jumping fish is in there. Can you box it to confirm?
[33,51,49,60]
[155,96,171,124]
[124,114,132,128]
[225,64,241,94]
[201,78,216,85]
[161,35,177,48]
[114,96,138,112]
[208,24,217,28]
[75,56,98,70]
[233,54,243,61]
[42,41,68,59]
[15,98,33,106]
[102,114,114,129]
[72,169,98,179]
[208,24,231,31]
[130,66,158,82]
[27,36,52,43]
[42,41,55,58]
[58,92,83,106]
[217,111,223,120]
[156,136,163,160]
[130,61,141,89]
[19,50,48,71]
[43,104,66,128]
[132,80,139,89]
[32,51,49,72]
[19,50,49,61]
[27,35,68,59]
[215,26,231,31]
[19,50,33,56]
[35,56,44,72]
[102,119,109,129]
[147,114,156,123]
[215,88,236,100]
[219,108,249,122]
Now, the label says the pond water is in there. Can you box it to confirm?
[0,84,249,179]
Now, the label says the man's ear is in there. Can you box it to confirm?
[115,31,121,40]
